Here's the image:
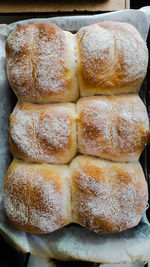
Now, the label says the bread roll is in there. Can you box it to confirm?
[3,21,149,236]
[6,23,78,103]
[3,159,71,234]
[70,155,148,234]
[3,156,148,234]
[76,21,148,96]
[10,101,77,164]
[77,95,150,162]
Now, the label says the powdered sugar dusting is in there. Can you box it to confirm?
[78,96,150,162]
[3,164,67,232]
[10,103,73,163]
[72,160,147,233]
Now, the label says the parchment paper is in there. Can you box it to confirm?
[0,9,150,263]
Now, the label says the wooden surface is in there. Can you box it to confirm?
[126,0,130,9]
[0,0,128,13]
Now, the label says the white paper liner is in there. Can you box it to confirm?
[0,9,150,263]
[28,255,56,267]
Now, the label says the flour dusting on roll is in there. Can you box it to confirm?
[76,21,148,96]
[10,102,77,164]
[6,23,78,103]
[3,160,71,234]
[70,155,148,234]
[77,95,150,162]
[3,21,149,236]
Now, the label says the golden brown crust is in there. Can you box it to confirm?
[3,156,148,234]
[70,155,148,234]
[77,95,150,162]
[76,21,148,96]
[3,159,71,234]
[9,101,77,164]
[3,21,149,236]
[6,23,78,103]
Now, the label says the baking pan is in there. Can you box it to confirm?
[0,9,149,265]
